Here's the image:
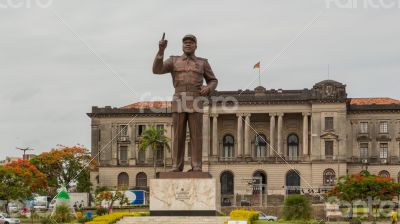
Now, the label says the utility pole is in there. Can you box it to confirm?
[16,147,34,160]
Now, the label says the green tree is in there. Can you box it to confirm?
[0,160,48,213]
[328,170,400,218]
[30,145,95,195]
[282,194,312,220]
[139,126,171,177]
[95,191,129,212]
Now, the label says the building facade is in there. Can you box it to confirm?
[88,80,400,206]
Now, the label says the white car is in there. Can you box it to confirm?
[0,213,20,224]
[259,212,278,221]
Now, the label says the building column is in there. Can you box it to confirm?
[129,123,136,165]
[302,112,309,157]
[244,114,251,157]
[212,114,219,157]
[202,113,210,161]
[277,113,284,155]
[269,113,276,156]
[111,124,118,165]
[236,113,243,157]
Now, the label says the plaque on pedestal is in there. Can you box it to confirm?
[150,172,217,216]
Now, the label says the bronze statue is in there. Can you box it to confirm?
[152,33,218,172]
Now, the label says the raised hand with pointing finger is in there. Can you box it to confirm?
[158,32,168,55]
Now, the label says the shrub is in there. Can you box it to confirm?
[283,195,312,220]
[349,218,362,224]
[96,207,108,216]
[78,216,92,223]
[52,204,74,223]
[230,209,259,223]
[85,212,149,224]
[40,216,53,224]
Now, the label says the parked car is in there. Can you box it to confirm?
[259,212,278,221]
[0,213,20,224]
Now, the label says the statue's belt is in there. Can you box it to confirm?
[174,86,200,93]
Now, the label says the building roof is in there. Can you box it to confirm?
[88,80,400,117]
[121,101,171,109]
[350,98,400,105]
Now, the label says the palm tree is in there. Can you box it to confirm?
[138,126,171,178]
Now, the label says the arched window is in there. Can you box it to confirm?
[222,135,234,158]
[220,171,234,194]
[254,134,267,158]
[117,172,129,187]
[378,170,390,178]
[136,172,147,187]
[286,170,300,195]
[323,169,336,186]
[287,134,299,160]
[253,170,267,194]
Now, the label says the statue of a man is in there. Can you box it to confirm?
[152,34,218,172]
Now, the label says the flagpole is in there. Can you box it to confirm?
[258,62,261,86]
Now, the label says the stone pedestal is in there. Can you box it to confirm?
[150,172,217,216]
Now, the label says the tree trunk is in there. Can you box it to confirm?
[153,150,157,179]
[5,200,9,214]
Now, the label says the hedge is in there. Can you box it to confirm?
[230,209,259,223]
[85,212,149,224]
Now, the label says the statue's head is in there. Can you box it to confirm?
[182,34,197,55]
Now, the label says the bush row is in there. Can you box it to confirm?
[85,212,149,224]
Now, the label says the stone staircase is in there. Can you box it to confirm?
[117,216,230,224]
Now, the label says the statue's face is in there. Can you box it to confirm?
[182,39,197,55]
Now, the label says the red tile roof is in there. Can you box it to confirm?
[350,98,400,105]
[121,101,171,109]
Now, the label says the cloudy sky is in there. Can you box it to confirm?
[1,0,399,159]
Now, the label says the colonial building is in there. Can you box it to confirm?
[88,80,400,207]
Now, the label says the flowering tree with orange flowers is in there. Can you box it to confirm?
[95,191,129,213]
[0,160,48,213]
[30,145,94,194]
[327,170,400,217]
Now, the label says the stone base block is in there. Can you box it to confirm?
[150,177,216,216]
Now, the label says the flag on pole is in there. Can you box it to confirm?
[253,61,260,69]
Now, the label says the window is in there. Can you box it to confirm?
[137,125,146,136]
[138,150,146,164]
[325,141,334,157]
[222,135,234,158]
[119,125,128,136]
[136,172,147,187]
[360,122,368,133]
[254,134,267,158]
[156,124,164,130]
[325,117,334,130]
[323,169,336,186]
[379,143,388,159]
[117,172,129,187]
[156,144,164,162]
[119,146,128,163]
[220,171,234,194]
[253,171,267,194]
[287,134,299,160]
[380,121,388,133]
[360,143,369,159]
[378,170,390,178]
